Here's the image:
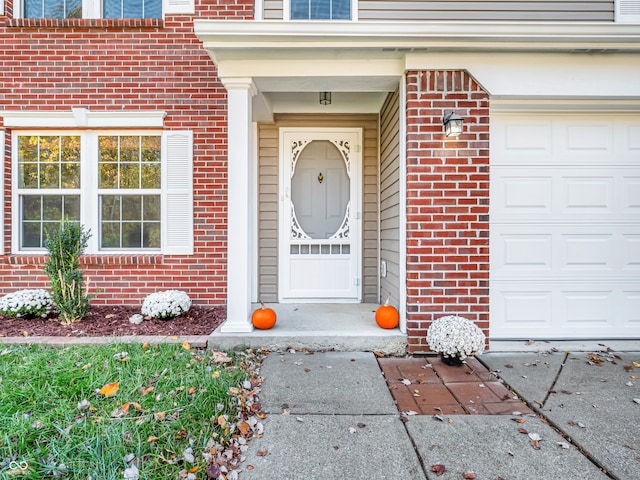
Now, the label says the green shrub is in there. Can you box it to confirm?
[43,221,92,324]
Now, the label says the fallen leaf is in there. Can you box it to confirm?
[99,382,120,397]
[463,473,476,479]
[530,439,541,449]
[557,442,571,449]
[217,415,227,428]
[1,349,11,356]
[140,386,154,396]
[188,386,196,395]
[257,450,268,457]
[154,411,166,421]
[182,447,195,463]
[182,342,190,350]
[430,464,445,476]
[187,466,198,474]
[207,463,221,478]
[212,351,232,363]
[212,371,220,379]
[528,433,541,441]
[237,421,249,436]
[142,342,150,349]
[633,398,640,405]
[147,435,159,443]
[633,361,640,368]
[624,365,633,371]
[401,378,412,385]
[247,465,254,470]
[77,399,91,411]
[518,428,528,434]
[511,418,526,424]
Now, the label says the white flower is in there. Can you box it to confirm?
[0,289,53,318]
[141,290,191,320]
[426,315,486,360]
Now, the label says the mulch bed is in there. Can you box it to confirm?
[0,304,226,338]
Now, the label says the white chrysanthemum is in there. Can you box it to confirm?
[426,315,486,360]
[141,290,192,320]
[0,289,53,318]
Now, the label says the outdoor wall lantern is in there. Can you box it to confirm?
[442,111,464,137]
[319,92,332,105]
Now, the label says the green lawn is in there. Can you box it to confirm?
[0,343,263,479]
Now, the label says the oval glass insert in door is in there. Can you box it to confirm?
[290,140,350,240]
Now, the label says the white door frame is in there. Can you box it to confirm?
[278,127,362,302]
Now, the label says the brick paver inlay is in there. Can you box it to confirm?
[378,356,533,415]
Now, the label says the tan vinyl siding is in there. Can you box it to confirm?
[257,124,280,303]
[257,114,379,303]
[379,90,401,307]
[264,0,285,19]
[358,0,614,21]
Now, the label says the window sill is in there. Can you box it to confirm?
[4,254,164,266]
[7,18,164,28]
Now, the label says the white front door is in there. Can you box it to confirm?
[279,128,362,302]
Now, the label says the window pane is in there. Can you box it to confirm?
[43,0,65,18]
[291,0,309,19]
[103,0,162,18]
[101,223,120,248]
[42,196,63,221]
[61,136,81,188]
[22,196,42,221]
[22,222,42,248]
[19,163,39,189]
[143,223,161,248]
[25,0,81,19]
[101,195,121,221]
[143,195,161,220]
[122,195,142,221]
[122,222,142,248]
[120,163,140,189]
[40,163,60,189]
[311,0,330,19]
[141,163,161,189]
[332,0,350,19]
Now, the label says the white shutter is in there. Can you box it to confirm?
[616,0,640,22]
[0,130,3,254]
[162,131,194,255]
[163,0,195,15]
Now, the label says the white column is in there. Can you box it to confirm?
[221,78,257,333]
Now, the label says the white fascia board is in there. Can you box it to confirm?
[405,51,640,98]
[0,109,167,128]
[216,58,405,79]
[194,20,640,53]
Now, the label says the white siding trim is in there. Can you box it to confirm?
[616,0,640,23]
[398,76,407,335]
[162,131,194,255]
[164,0,195,15]
[0,131,3,255]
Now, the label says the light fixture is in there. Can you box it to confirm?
[319,92,331,105]
[442,111,464,137]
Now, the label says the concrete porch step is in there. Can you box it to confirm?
[209,303,407,354]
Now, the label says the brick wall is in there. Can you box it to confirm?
[0,1,254,306]
[405,70,490,353]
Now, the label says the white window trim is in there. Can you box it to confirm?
[9,127,193,255]
[1,109,166,128]
[14,0,194,19]
[284,0,357,21]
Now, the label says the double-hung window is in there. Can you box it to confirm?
[13,128,193,255]
[20,0,191,18]
[290,0,351,20]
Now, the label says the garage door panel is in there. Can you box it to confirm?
[492,226,640,277]
[492,284,639,338]
[493,167,636,221]
[491,113,640,339]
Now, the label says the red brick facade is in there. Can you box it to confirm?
[405,70,490,353]
[0,1,254,306]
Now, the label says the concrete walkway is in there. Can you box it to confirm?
[241,349,640,480]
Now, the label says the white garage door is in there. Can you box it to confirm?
[490,112,640,339]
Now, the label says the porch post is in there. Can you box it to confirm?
[221,77,257,333]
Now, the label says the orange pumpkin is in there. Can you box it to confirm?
[375,296,399,329]
[252,302,277,330]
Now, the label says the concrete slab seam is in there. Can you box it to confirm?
[477,354,617,480]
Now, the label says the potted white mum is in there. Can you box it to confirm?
[426,315,486,366]
[141,290,192,320]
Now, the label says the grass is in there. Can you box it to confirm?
[0,343,263,479]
